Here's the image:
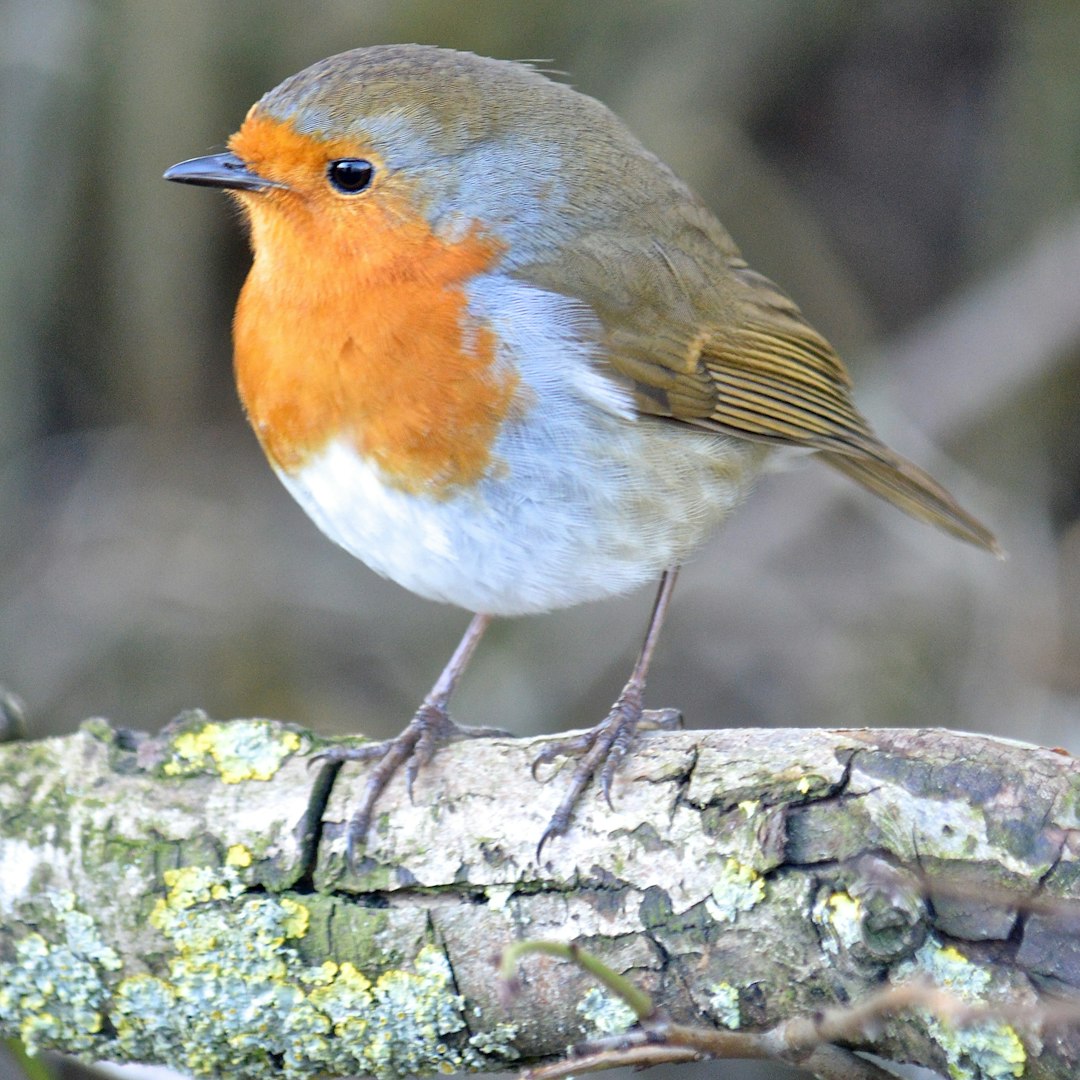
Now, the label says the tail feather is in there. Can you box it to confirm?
[822,448,1002,557]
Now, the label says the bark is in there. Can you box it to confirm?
[1,714,1079,1080]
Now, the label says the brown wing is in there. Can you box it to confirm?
[524,204,1000,554]
[698,260,999,553]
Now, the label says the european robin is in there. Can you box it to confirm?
[165,45,999,856]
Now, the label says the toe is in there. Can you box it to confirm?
[530,731,598,778]
[640,707,682,731]
[534,692,677,849]
[309,741,383,767]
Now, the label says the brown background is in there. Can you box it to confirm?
[2,0,1077,860]
[3,3,1079,1080]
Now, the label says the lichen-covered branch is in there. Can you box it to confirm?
[2,715,1079,1079]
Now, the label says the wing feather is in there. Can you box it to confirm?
[519,207,999,553]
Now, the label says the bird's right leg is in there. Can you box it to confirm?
[314,612,507,864]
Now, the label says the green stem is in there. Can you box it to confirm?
[3,1040,58,1080]
[499,940,654,1021]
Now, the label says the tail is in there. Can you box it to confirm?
[822,446,1002,557]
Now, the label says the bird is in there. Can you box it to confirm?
[164,44,999,859]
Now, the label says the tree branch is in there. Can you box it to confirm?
[2,714,1079,1078]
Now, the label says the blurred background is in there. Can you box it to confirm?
[2,1,1078,1079]
[4,0,1077,750]
[3,0,1079,757]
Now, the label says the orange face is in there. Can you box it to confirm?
[227,112,519,496]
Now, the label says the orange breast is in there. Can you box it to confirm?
[230,114,518,496]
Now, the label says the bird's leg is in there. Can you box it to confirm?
[315,612,506,861]
[534,568,682,855]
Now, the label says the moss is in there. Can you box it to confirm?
[784,797,875,863]
[0,746,83,849]
[0,739,58,783]
[291,894,396,969]
[704,859,766,924]
[1,866,518,1078]
[159,719,303,783]
[1059,776,1080,829]
[983,815,1059,871]
[895,939,1026,1080]
[337,859,398,894]
[622,822,666,852]
[78,718,117,744]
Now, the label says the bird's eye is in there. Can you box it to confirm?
[327,159,374,194]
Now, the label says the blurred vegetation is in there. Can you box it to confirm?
[2,5,1078,1080]
[1,1,1078,767]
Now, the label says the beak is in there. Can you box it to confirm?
[163,152,286,192]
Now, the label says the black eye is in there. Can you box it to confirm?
[327,158,374,194]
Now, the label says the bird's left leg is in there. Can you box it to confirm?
[315,612,506,862]
[534,568,682,855]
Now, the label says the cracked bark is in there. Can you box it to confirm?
[2,715,1080,1079]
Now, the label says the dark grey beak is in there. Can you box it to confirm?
[163,152,285,191]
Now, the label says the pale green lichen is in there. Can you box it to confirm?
[161,719,302,782]
[895,939,1026,1080]
[705,858,766,923]
[576,986,636,1036]
[113,863,517,1078]
[811,890,862,955]
[0,891,121,1056]
[467,1020,520,1059]
[1,866,518,1078]
[707,981,741,1029]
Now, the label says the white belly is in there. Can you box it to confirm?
[275,275,766,616]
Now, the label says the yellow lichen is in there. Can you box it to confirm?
[280,898,310,940]
[162,720,302,782]
[895,938,1026,1080]
[226,844,253,868]
[3,863,519,1078]
[705,858,766,923]
[117,863,517,1078]
[811,889,863,955]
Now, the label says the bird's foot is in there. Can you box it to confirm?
[313,706,509,865]
[533,689,681,857]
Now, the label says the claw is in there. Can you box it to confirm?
[404,756,420,802]
[402,705,443,801]
[336,709,511,867]
[530,567,682,856]
[599,760,618,810]
[536,822,560,861]
[534,690,648,856]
